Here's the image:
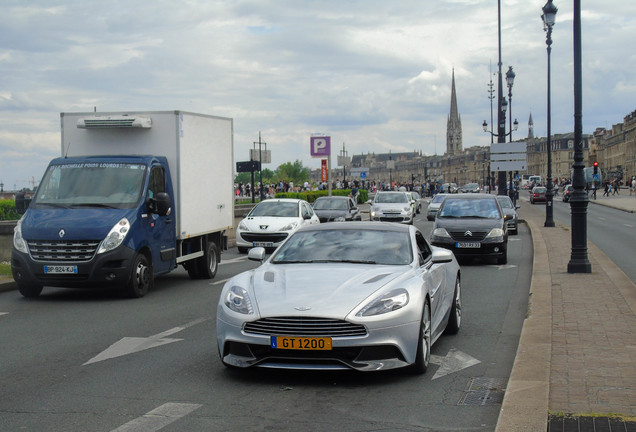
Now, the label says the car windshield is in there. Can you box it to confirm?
[313,198,348,210]
[496,197,513,209]
[375,192,407,203]
[534,188,547,193]
[272,229,413,265]
[249,201,299,217]
[438,198,501,219]
[431,194,446,203]
[33,162,146,209]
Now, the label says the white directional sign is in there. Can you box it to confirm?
[430,348,481,380]
[83,318,208,365]
[490,142,527,172]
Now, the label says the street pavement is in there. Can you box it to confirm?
[496,191,636,432]
[2,192,636,431]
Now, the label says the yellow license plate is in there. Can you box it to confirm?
[271,336,332,350]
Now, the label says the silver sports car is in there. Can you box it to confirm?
[216,222,462,374]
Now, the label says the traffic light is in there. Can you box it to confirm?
[593,161,599,175]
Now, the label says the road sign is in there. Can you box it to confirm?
[490,142,527,172]
[236,160,260,173]
[310,136,331,157]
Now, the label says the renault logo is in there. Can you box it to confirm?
[464,230,473,237]
[58,229,66,239]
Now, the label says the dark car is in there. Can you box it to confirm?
[496,195,519,235]
[530,186,547,204]
[562,184,573,202]
[430,194,508,264]
[312,196,361,222]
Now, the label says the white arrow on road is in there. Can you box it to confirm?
[83,318,208,366]
[430,348,481,380]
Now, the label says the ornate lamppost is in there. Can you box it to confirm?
[542,0,556,227]
[567,0,591,273]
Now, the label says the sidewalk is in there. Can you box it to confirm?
[496,193,636,431]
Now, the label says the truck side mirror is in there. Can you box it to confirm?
[154,192,171,216]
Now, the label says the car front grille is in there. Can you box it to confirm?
[27,240,100,262]
[240,233,289,243]
[448,231,488,241]
[244,317,368,337]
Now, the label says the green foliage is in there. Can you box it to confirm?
[275,189,368,204]
[0,200,20,221]
[0,262,11,276]
[273,160,310,184]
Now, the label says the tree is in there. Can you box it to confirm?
[275,160,310,184]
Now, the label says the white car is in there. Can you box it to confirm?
[369,191,414,224]
[236,199,320,253]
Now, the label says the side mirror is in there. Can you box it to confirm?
[431,248,454,264]
[150,192,172,216]
[248,247,266,262]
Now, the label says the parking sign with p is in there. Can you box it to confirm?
[310,136,331,157]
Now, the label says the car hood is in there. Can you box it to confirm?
[20,208,132,240]
[249,263,407,318]
[434,217,503,231]
[241,216,301,232]
[314,209,348,218]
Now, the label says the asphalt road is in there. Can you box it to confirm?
[526,193,636,284]
[0,209,532,432]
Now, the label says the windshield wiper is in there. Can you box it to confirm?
[70,203,119,209]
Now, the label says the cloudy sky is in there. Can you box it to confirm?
[1,0,634,190]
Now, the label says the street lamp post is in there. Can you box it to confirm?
[542,0,556,227]
[567,0,591,273]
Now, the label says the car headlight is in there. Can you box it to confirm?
[13,217,28,253]
[98,218,130,254]
[280,221,299,231]
[357,288,409,317]
[485,228,505,239]
[431,227,451,239]
[370,208,377,217]
[238,220,248,231]
[224,286,254,314]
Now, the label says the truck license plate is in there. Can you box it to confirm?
[456,242,481,249]
[271,336,332,350]
[44,265,78,274]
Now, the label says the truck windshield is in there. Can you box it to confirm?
[33,162,146,209]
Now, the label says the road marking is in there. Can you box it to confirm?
[84,318,208,365]
[430,348,481,380]
[0,312,8,317]
[211,277,230,286]
[220,256,248,265]
[110,402,202,432]
[625,224,634,228]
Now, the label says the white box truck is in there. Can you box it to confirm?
[11,110,234,298]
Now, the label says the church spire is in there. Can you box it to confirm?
[446,69,462,155]
[528,112,534,139]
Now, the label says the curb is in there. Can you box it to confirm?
[0,277,17,293]
[495,219,551,431]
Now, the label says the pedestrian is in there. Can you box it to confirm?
[631,177,636,197]
[603,182,610,197]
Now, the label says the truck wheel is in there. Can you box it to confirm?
[198,241,219,279]
[125,253,152,298]
[18,283,43,298]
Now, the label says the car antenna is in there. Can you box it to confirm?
[64,141,72,158]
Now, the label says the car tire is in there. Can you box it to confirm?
[18,283,43,298]
[125,253,152,298]
[445,277,461,335]
[411,300,431,374]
